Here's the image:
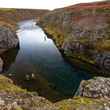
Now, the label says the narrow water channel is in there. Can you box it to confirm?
[6,20,92,101]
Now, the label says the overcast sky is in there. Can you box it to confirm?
[0,0,103,10]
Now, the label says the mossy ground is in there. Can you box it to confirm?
[0,75,27,93]
[44,26,64,48]
[55,97,108,110]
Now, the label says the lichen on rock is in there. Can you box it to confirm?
[77,77,110,99]
[55,97,110,110]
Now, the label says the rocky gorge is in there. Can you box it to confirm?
[0,1,110,110]
[39,1,110,76]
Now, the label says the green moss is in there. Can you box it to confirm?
[0,8,16,12]
[65,51,96,65]
[44,26,64,48]
[15,107,23,110]
[78,37,90,44]
[0,75,27,93]
[96,39,110,51]
[55,97,104,110]
[95,8,110,14]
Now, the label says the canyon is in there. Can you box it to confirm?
[0,1,110,110]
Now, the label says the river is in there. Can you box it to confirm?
[6,20,92,101]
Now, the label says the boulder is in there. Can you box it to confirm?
[0,26,19,54]
[77,77,110,98]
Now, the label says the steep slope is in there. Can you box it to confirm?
[40,1,110,75]
[0,21,19,54]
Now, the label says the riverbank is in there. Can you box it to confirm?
[40,28,104,76]
[6,20,94,102]
[0,74,110,110]
[0,22,19,55]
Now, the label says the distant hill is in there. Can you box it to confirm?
[0,8,49,22]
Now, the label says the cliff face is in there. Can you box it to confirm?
[77,77,110,98]
[0,22,19,54]
[40,1,110,75]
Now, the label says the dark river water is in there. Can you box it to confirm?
[4,20,92,101]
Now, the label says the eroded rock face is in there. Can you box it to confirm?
[62,15,110,74]
[40,1,110,75]
[77,77,110,98]
[0,26,19,54]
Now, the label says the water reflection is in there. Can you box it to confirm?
[0,48,18,73]
[6,20,92,101]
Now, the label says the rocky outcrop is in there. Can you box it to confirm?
[0,92,54,110]
[40,1,110,75]
[0,75,110,110]
[55,97,110,110]
[77,77,110,99]
[0,75,55,110]
[0,25,19,54]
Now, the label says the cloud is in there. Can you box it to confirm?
[0,0,103,10]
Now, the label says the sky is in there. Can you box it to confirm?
[0,0,103,10]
